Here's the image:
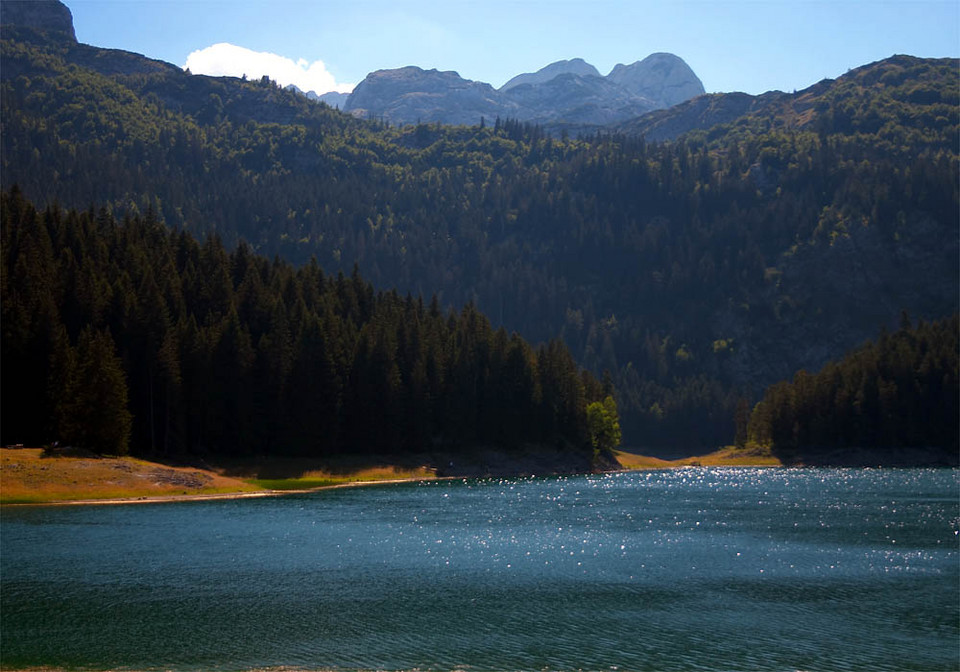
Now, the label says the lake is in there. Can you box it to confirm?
[2,468,957,671]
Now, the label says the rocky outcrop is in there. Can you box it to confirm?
[500,58,601,91]
[1,0,178,80]
[607,52,705,108]
[0,0,76,41]
[344,66,510,125]
[502,73,655,125]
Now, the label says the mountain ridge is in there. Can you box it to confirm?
[343,55,705,128]
[617,54,958,140]
[500,58,602,91]
[344,66,510,126]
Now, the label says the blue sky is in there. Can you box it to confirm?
[67,0,959,95]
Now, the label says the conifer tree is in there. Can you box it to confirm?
[1,191,608,463]
[60,327,133,455]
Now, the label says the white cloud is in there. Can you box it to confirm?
[184,43,354,95]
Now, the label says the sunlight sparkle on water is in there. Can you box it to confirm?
[1,468,957,671]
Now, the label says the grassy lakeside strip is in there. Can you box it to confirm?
[247,464,438,492]
[0,448,439,506]
[0,448,262,505]
[614,445,783,469]
[1,446,782,506]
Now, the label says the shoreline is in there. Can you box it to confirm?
[1,475,457,508]
[0,447,765,508]
[8,444,946,508]
[6,460,955,508]
[0,447,450,507]
[0,443,818,508]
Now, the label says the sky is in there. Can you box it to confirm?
[66,0,959,96]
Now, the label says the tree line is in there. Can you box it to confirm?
[746,314,958,462]
[1,188,617,461]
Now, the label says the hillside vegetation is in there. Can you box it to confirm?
[2,189,614,467]
[1,23,957,451]
[748,315,958,465]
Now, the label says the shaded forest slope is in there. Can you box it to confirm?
[1,189,612,467]
[748,315,958,466]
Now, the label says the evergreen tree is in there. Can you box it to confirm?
[746,315,959,462]
[59,327,133,455]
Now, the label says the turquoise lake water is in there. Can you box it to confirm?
[2,468,958,671]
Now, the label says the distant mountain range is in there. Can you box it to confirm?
[0,0,876,143]
[339,53,705,130]
[292,54,707,133]
[3,0,707,133]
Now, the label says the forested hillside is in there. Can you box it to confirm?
[1,188,613,464]
[747,315,958,465]
[2,21,957,452]
[620,54,960,143]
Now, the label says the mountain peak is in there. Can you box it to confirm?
[0,0,76,42]
[344,66,504,125]
[500,58,602,91]
[608,53,704,107]
[339,53,705,130]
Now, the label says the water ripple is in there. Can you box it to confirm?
[2,468,957,671]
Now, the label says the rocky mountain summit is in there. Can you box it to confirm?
[607,53,705,108]
[0,0,76,42]
[343,55,705,129]
[500,58,601,91]
[501,72,656,126]
[345,66,509,126]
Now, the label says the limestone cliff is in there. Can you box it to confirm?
[0,0,76,41]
